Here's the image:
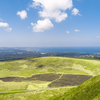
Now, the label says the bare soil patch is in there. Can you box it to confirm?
[48,74,93,87]
[0,77,25,82]
[0,73,61,82]
[26,73,61,81]
[0,74,93,87]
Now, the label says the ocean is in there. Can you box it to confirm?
[35,47,100,53]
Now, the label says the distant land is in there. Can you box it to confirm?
[0,47,100,61]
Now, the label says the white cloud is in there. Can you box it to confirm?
[5,27,12,32]
[0,22,9,27]
[17,10,27,19]
[31,18,54,32]
[74,29,81,32]
[0,22,12,32]
[31,0,73,22]
[72,8,82,16]
[39,11,68,23]
[66,31,70,34]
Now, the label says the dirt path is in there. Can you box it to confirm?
[49,74,63,83]
[0,86,77,94]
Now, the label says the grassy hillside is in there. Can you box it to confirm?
[49,75,100,100]
[0,56,100,77]
[0,87,72,100]
[0,57,100,100]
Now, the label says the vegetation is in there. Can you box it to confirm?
[49,75,100,100]
[0,56,100,100]
[0,87,72,100]
[0,56,100,78]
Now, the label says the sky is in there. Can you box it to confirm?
[0,0,100,47]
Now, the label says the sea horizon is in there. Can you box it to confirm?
[34,47,100,53]
[0,47,100,53]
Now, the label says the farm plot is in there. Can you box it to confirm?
[0,73,61,82]
[48,74,93,87]
[0,73,93,89]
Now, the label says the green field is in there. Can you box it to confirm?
[0,56,100,77]
[0,57,100,100]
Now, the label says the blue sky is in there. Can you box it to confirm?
[0,0,100,47]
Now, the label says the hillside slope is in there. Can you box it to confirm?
[0,57,100,77]
[50,75,100,100]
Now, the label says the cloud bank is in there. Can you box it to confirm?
[31,0,73,23]
[29,0,82,32]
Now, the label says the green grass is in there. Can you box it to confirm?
[0,56,100,77]
[0,87,72,100]
[49,75,100,100]
[0,56,100,100]
[0,81,28,92]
